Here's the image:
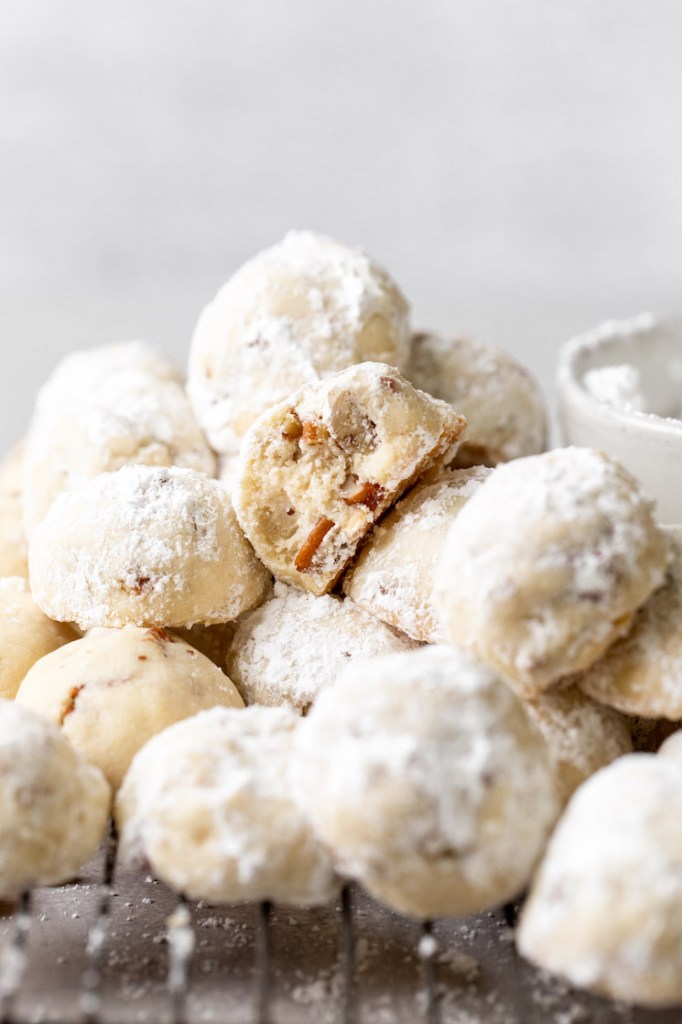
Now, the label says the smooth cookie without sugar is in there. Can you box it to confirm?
[518,754,682,1007]
[116,705,339,906]
[187,230,411,458]
[407,332,548,468]
[0,700,110,898]
[435,448,669,696]
[29,465,271,630]
[15,626,244,790]
[295,645,559,919]
[343,466,490,642]
[227,582,414,713]
[234,362,465,595]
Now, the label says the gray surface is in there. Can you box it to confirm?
[2,1,682,450]
[0,852,679,1024]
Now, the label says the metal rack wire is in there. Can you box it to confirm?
[0,826,664,1024]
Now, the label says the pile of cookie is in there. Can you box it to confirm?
[1,230,681,1008]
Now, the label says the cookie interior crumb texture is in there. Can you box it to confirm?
[234,361,465,595]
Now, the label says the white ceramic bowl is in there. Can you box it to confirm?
[557,313,682,524]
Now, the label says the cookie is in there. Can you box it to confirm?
[0,440,29,578]
[343,466,490,642]
[23,345,215,534]
[116,705,339,906]
[0,577,76,700]
[518,754,682,1006]
[524,685,632,805]
[295,645,559,918]
[407,332,547,467]
[29,465,271,629]
[435,448,668,696]
[187,230,411,457]
[227,582,414,713]
[0,699,110,898]
[234,362,465,595]
[577,527,682,719]
[15,626,244,789]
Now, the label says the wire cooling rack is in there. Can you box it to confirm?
[0,823,678,1024]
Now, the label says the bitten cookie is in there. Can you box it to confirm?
[518,754,682,1007]
[15,627,244,789]
[577,527,682,719]
[187,230,411,458]
[23,345,215,534]
[524,685,632,805]
[0,577,76,699]
[116,705,339,906]
[295,645,559,919]
[0,440,29,578]
[0,700,110,898]
[29,465,271,630]
[234,362,465,595]
[407,332,548,467]
[435,448,668,696]
[343,467,490,642]
[227,582,414,713]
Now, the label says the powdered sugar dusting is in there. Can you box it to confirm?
[227,582,414,712]
[29,465,270,629]
[435,448,669,692]
[344,466,491,642]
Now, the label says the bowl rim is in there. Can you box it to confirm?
[557,312,682,439]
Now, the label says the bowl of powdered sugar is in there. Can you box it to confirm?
[558,313,682,524]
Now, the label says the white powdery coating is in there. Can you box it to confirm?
[294,645,559,918]
[227,582,414,712]
[234,361,464,595]
[407,332,547,464]
[343,467,490,642]
[24,347,214,534]
[187,230,411,456]
[525,686,632,805]
[583,364,647,414]
[116,705,339,906]
[577,526,682,719]
[435,448,669,693]
[518,754,682,1006]
[29,465,270,629]
[33,341,182,413]
[0,700,110,897]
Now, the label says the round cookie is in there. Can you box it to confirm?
[29,465,271,630]
[187,230,412,458]
[116,705,339,906]
[407,332,548,467]
[15,626,244,790]
[0,577,76,700]
[24,351,215,535]
[295,645,559,919]
[0,440,28,578]
[343,466,490,642]
[524,686,632,805]
[518,754,682,1007]
[435,448,669,697]
[577,527,682,719]
[657,728,682,763]
[0,699,110,898]
[32,341,183,414]
[227,582,414,713]
[234,362,465,595]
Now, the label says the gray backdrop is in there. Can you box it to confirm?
[2,0,681,452]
